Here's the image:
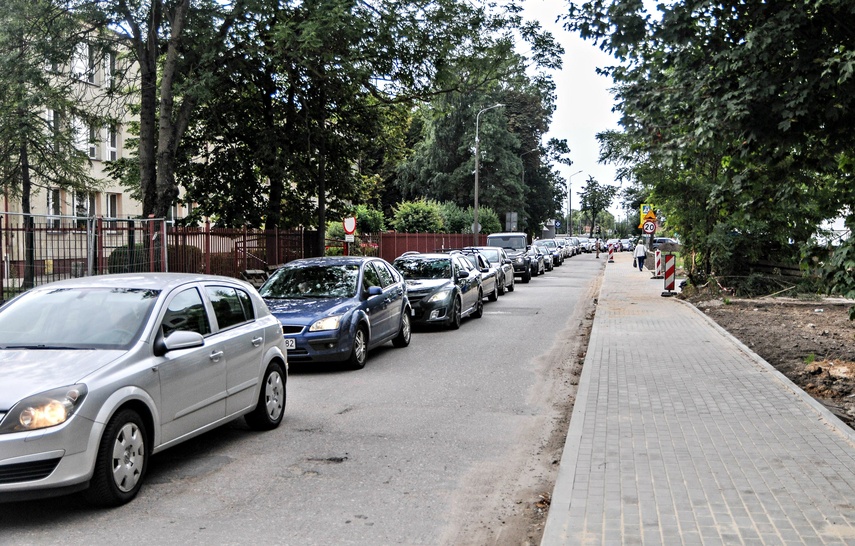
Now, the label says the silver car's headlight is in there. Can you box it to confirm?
[309,315,342,332]
[0,384,87,434]
[428,290,451,303]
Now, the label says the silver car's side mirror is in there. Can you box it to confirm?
[154,329,205,357]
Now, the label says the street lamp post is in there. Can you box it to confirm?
[473,103,504,245]
[567,170,583,235]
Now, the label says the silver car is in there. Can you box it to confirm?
[0,273,287,506]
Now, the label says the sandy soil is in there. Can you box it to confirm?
[691,297,855,428]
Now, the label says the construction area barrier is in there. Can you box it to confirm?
[664,254,676,292]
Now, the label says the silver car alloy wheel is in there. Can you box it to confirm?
[112,422,145,493]
[263,370,284,421]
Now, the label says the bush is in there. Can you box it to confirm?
[107,244,147,273]
[392,199,444,232]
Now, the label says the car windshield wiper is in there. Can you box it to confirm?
[0,345,85,350]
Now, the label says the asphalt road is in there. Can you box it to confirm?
[0,253,605,545]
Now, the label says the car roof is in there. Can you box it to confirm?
[25,272,251,292]
[394,253,451,260]
[282,256,378,267]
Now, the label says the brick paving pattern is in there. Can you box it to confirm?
[542,253,855,545]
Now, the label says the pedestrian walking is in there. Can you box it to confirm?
[633,239,647,271]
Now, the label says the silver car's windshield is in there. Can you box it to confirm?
[0,287,159,349]
[260,264,359,298]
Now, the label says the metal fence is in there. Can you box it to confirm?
[0,215,320,301]
[0,213,486,301]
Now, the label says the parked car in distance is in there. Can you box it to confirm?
[467,246,515,295]
[533,242,555,271]
[486,232,532,283]
[393,252,483,329]
[448,249,499,302]
[575,236,593,253]
[620,238,634,251]
[652,237,681,251]
[0,273,288,506]
[537,239,564,266]
[261,257,411,370]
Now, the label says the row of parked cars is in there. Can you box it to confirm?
[0,231,575,507]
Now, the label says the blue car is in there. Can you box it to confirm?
[260,257,411,369]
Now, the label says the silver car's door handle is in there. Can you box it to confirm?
[251,336,263,347]
[209,350,224,362]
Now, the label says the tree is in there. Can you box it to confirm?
[565,0,855,295]
[578,177,617,238]
[0,0,117,287]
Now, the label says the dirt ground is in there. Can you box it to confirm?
[688,296,855,428]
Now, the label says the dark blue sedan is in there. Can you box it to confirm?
[260,257,411,369]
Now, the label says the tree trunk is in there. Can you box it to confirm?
[20,142,35,289]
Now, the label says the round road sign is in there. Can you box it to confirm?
[642,220,657,234]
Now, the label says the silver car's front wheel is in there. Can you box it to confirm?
[84,409,148,507]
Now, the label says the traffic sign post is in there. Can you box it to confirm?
[342,217,356,256]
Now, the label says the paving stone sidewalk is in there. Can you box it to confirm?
[542,252,855,545]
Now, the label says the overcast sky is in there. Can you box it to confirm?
[522,0,625,219]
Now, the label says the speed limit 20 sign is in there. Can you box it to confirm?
[642,220,657,234]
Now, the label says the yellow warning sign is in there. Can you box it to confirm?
[638,210,657,229]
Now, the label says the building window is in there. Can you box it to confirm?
[106,193,119,230]
[105,125,117,161]
[72,43,94,82]
[88,126,98,159]
[47,188,61,230]
[74,191,95,230]
[71,117,86,153]
[103,51,115,87]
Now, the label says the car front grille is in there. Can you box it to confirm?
[406,292,429,304]
[281,325,304,335]
[0,458,61,484]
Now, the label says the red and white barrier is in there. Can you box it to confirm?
[607,245,614,263]
[664,254,676,292]
[655,249,662,276]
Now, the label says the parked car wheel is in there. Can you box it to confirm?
[507,276,515,291]
[498,275,506,296]
[522,269,531,283]
[245,361,286,430]
[391,312,412,348]
[84,409,148,507]
[473,291,484,318]
[448,297,462,330]
[488,282,498,302]
[348,326,368,369]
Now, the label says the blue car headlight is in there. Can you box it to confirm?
[0,384,87,434]
[309,315,342,332]
[428,289,451,303]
